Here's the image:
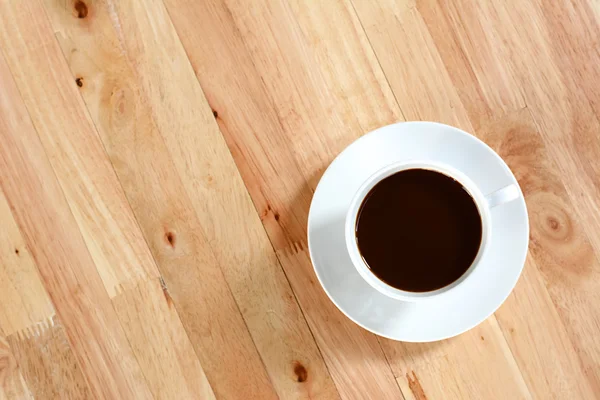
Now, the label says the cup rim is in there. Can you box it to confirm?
[344,160,491,302]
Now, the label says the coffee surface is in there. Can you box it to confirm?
[356,168,482,292]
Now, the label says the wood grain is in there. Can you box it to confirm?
[0,0,155,298]
[0,190,92,399]
[0,1,218,398]
[38,0,337,397]
[1,0,599,397]
[417,0,526,128]
[165,0,404,397]
[354,0,600,397]
[479,108,597,399]
[0,46,153,398]
[380,318,530,399]
[112,279,216,400]
[0,336,32,400]
[352,0,473,131]
[414,1,600,393]
[0,192,54,338]
[0,194,39,400]
[5,318,91,399]
[349,2,589,398]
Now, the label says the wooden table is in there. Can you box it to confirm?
[0,0,598,398]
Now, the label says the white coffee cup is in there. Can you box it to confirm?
[344,160,520,302]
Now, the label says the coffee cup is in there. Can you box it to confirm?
[344,160,520,302]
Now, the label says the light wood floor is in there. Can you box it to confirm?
[1,0,599,398]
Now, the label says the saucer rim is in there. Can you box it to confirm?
[307,121,529,342]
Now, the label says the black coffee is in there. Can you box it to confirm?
[355,168,482,292]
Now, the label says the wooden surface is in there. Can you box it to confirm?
[0,0,599,398]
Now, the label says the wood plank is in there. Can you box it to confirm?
[165,0,405,397]
[478,108,597,399]
[532,0,600,117]
[277,248,403,399]
[35,0,337,397]
[0,336,32,400]
[112,279,216,400]
[0,0,597,397]
[0,196,35,400]
[351,0,473,131]
[53,0,338,396]
[416,0,600,392]
[0,1,218,398]
[5,318,91,399]
[0,1,158,300]
[348,3,536,398]
[510,0,600,256]
[0,191,54,337]
[167,0,402,248]
[414,0,526,129]
[380,318,530,400]
[358,0,600,394]
[0,46,153,399]
[0,189,91,399]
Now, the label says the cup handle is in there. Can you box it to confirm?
[485,184,520,209]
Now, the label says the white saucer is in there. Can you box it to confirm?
[307,122,529,342]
